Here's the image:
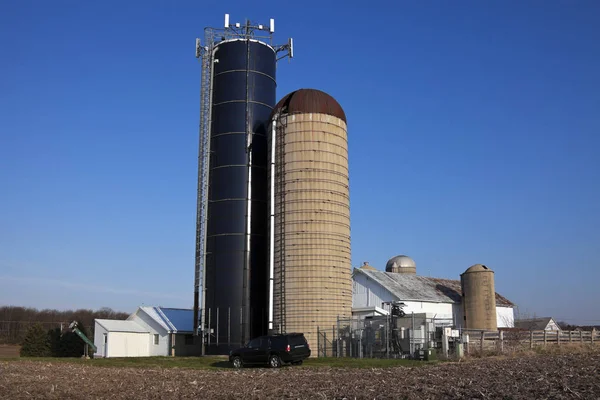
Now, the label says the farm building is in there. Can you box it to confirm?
[94,307,201,358]
[515,317,561,331]
[351,257,515,329]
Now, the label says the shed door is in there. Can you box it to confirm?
[107,332,150,357]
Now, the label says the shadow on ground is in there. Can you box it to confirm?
[210,360,234,368]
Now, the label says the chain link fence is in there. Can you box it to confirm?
[317,313,455,358]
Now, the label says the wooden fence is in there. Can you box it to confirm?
[463,329,599,354]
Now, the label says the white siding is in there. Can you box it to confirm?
[546,319,560,331]
[353,273,395,308]
[129,310,170,356]
[93,321,109,358]
[401,301,454,318]
[107,332,150,357]
[497,307,515,328]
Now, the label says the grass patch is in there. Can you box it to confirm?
[5,356,431,370]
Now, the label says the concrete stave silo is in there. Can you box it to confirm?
[460,264,497,331]
[267,89,352,350]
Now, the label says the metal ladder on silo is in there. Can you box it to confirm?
[276,115,287,334]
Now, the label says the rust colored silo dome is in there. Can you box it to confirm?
[272,88,347,123]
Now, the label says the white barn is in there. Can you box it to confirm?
[352,265,515,329]
[94,306,201,358]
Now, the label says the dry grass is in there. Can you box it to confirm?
[0,345,19,358]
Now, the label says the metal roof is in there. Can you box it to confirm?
[353,268,514,307]
[158,308,194,333]
[272,88,347,123]
[385,255,416,272]
[95,319,148,333]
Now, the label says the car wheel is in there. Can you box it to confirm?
[232,356,243,369]
[269,355,282,368]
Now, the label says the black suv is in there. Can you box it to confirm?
[229,333,310,368]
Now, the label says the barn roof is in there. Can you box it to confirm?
[138,307,195,334]
[95,319,148,333]
[353,268,514,307]
[514,317,557,330]
[157,308,194,333]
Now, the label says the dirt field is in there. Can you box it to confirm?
[0,345,19,358]
[1,351,599,399]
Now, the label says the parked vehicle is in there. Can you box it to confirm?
[229,333,310,368]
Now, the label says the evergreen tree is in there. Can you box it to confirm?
[20,323,51,357]
[58,320,90,357]
[48,327,62,357]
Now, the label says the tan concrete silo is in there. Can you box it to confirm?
[267,89,351,352]
[460,264,497,331]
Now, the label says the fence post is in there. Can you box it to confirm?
[324,331,327,357]
[592,328,595,345]
[332,325,335,357]
[480,331,484,354]
[580,330,583,343]
[544,330,547,347]
[336,317,340,358]
[530,331,533,349]
[208,308,211,346]
[349,329,353,358]
[557,330,560,346]
[385,315,390,359]
[317,326,320,358]
[569,330,572,342]
[499,330,504,353]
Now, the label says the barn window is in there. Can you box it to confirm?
[154,334,159,345]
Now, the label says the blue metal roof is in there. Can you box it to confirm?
[156,308,194,333]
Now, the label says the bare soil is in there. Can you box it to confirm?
[0,345,19,358]
[1,352,599,399]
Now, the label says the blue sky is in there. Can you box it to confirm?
[1,1,598,325]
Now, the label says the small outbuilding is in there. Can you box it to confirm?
[94,306,201,358]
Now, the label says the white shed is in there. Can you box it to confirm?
[94,319,150,358]
[94,306,202,358]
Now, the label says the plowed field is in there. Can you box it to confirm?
[1,351,599,399]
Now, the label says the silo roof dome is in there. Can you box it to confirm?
[463,264,494,274]
[385,255,416,272]
[271,88,347,123]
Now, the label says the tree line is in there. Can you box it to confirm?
[0,306,129,344]
[557,321,600,331]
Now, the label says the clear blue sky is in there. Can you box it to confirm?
[1,1,598,325]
